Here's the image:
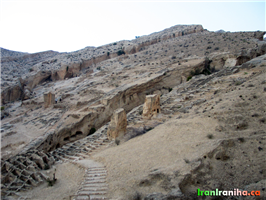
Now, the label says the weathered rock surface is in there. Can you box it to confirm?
[93,54,266,199]
[2,26,265,104]
[142,94,161,119]
[1,150,55,196]
[1,24,266,199]
[107,108,127,140]
[43,92,55,108]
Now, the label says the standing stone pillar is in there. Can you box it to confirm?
[0,95,4,106]
[107,108,127,140]
[142,94,161,119]
[43,92,55,108]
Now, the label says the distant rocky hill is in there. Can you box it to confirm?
[1,48,29,58]
[215,29,226,33]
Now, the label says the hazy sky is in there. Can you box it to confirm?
[1,0,265,53]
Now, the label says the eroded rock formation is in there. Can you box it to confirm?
[43,92,55,108]
[1,24,266,199]
[142,94,161,119]
[107,108,127,140]
[1,150,55,196]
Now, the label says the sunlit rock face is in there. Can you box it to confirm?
[107,108,127,140]
[142,94,161,119]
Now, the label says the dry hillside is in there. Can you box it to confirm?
[1,24,266,200]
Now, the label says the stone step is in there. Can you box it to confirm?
[86,173,107,177]
[82,183,108,189]
[85,177,106,182]
[89,194,108,200]
[85,174,106,178]
[83,180,106,184]
[80,148,90,152]
[85,173,106,177]
[88,169,106,171]
[75,153,90,159]
[75,194,107,200]
[81,187,108,191]
[87,169,106,172]
[78,190,107,195]
[89,167,106,169]
[63,155,80,161]
[72,194,90,200]
[86,171,106,175]
[87,146,97,150]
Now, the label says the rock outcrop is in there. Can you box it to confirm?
[1,28,265,105]
[1,150,55,196]
[107,108,127,140]
[43,92,55,108]
[142,94,161,119]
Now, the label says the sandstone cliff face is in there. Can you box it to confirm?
[1,50,59,103]
[1,27,265,105]
[125,25,204,54]
[1,25,204,104]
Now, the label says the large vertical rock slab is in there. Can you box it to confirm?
[0,95,4,106]
[107,108,127,140]
[142,94,161,119]
[43,92,55,108]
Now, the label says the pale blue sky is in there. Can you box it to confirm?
[0,0,265,53]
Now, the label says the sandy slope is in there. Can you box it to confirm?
[18,162,85,200]
[93,116,221,198]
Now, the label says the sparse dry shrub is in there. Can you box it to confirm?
[207,134,214,139]
[132,191,142,200]
[115,138,120,145]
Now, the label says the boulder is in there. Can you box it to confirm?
[209,53,236,71]
[27,71,52,89]
[124,45,137,54]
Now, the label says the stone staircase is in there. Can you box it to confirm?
[52,126,111,200]
[50,124,111,162]
[1,125,112,199]
[71,165,108,200]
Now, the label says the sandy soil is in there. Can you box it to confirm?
[93,115,222,199]
[18,162,85,200]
